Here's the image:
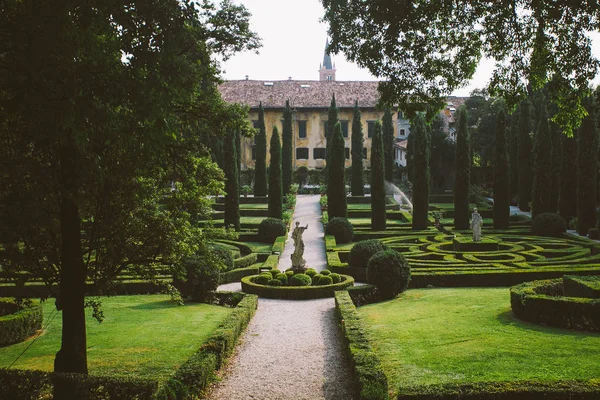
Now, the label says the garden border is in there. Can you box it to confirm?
[0,298,43,345]
[240,274,355,299]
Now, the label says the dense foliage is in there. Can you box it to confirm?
[412,114,430,230]
[224,129,240,231]
[326,94,340,188]
[348,240,389,269]
[351,101,365,196]
[370,121,387,230]
[172,248,222,303]
[366,250,411,300]
[327,122,347,219]
[268,127,283,219]
[282,100,293,196]
[531,99,553,218]
[325,217,354,244]
[254,102,268,196]
[531,213,567,238]
[382,108,395,182]
[454,106,470,230]
[559,133,578,221]
[429,113,455,191]
[518,99,533,211]
[258,218,286,244]
[576,95,599,236]
[493,109,510,229]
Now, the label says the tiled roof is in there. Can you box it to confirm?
[218,80,381,109]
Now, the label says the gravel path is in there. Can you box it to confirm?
[208,195,357,400]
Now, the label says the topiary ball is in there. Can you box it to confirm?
[254,274,271,285]
[290,273,312,286]
[305,268,317,277]
[258,218,287,244]
[325,217,354,244]
[318,275,333,286]
[330,273,341,283]
[311,273,323,285]
[268,279,282,286]
[270,269,281,278]
[209,243,235,272]
[531,212,567,237]
[285,270,294,279]
[349,239,389,268]
[275,273,288,285]
[367,250,411,300]
[320,269,331,276]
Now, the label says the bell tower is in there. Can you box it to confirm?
[319,39,336,81]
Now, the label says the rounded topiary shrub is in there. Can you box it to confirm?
[172,249,221,302]
[258,217,287,244]
[305,268,317,277]
[531,212,567,237]
[320,269,331,276]
[349,239,389,268]
[285,270,294,279]
[290,273,312,286]
[209,243,235,272]
[318,275,333,286]
[268,279,282,286]
[367,250,411,300]
[255,274,271,285]
[325,217,354,244]
[275,273,288,285]
[270,269,281,278]
[312,273,323,285]
[330,273,341,283]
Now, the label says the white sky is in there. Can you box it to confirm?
[221,0,600,97]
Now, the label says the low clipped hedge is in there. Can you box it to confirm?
[396,380,600,399]
[510,278,600,332]
[531,213,567,237]
[234,253,258,269]
[0,298,43,345]
[241,274,355,300]
[563,275,600,299]
[272,236,286,254]
[219,264,260,285]
[334,291,389,400]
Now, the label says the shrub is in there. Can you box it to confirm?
[0,299,43,345]
[173,249,221,302]
[589,228,599,240]
[325,217,354,244]
[268,279,282,286]
[285,270,294,279]
[312,274,323,285]
[318,275,333,286]
[320,269,331,276]
[275,273,288,285]
[270,269,281,278]
[258,218,287,244]
[367,250,411,300]
[330,273,341,283]
[531,212,567,237]
[209,243,235,272]
[254,275,270,285]
[289,274,312,286]
[305,268,317,277]
[349,239,389,268]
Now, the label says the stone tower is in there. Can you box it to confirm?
[319,39,336,81]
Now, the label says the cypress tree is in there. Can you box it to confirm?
[517,99,533,211]
[328,122,347,219]
[508,109,519,199]
[326,94,339,188]
[351,101,365,196]
[454,106,470,230]
[493,109,510,229]
[236,129,241,187]
[268,126,283,219]
[576,96,598,235]
[559,132,578,221]
[531,101,553,218]
[254,102,268,196]
[382,107,395,182]
[282,99,293,196]
[371,121,386,230]
[224,129,240,231]
[412,113,430,230]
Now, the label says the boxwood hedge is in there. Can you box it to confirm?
[0,298,43,345]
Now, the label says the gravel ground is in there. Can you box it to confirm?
[208,196,357,400]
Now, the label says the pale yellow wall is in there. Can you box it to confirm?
[240,108,397,170]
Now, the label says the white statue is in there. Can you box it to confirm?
[470,208,483,242]
[291,222,308,269]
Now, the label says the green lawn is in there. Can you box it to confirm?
[359,288,600,396]
[0,295,232,380]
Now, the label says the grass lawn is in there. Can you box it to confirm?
[0,295,232,380]
[239,203,268,209]
[359,288,600,396]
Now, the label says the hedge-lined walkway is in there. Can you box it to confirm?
[208,195,357,400]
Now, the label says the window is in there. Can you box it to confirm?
[367,121,376,138]
[398,111,404,119]
[298,121,307,139]
[341,121,349,138]
[345,148,350,160]
[251,146,256,160]
[252,120,260,129]
[296,147,309,160]
[363,147,368,159]
[400,129,406,137]
[313,147,327,159]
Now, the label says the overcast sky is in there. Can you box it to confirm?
[221,0,600,97]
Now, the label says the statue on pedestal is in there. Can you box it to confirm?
[291,221,308,270]
[470,208,483,242]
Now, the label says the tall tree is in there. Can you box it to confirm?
[254,102,268,196]
[224,130,240,231]
[351,101,365,196]
[371,121,386,230]
[382,108,395,182]
[326,94,339,188]
[559,133,578,222]
[268,127,283,219]
[412,114,430,230]
[531,100,553,218]
[328,122,347,219]
[517,100,533,211]
[576,95,598,235]
[429,113,455,191]
[493,109,510,229]
[0,0,259,383]
[282,99,293,196]
[454,107,470,230]
[508,109,520,199]
[323,1,597,136]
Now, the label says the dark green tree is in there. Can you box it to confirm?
[576,95,598,235]
[429,113,455,191]
[224,130,240,231]
[351,101,365,196]
[531,100,553,218]
[508,109,520,199]
[382,108,395,182]
[328,122,347,219]
[282,99,293,196]
[254,102,268,196]
[454,107,470,230]
[518,100,533,211]
[371,121,387,230]
[493,109,510,229]
[268,127,283,219]
[412,114,430,230]
[559,133,578,222]
[326,94,339,188]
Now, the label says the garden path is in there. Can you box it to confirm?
[208,195,357,400]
